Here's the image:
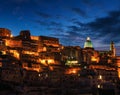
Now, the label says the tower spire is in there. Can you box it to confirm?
[110,41,116,57]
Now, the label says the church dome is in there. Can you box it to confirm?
[84,37,93,48]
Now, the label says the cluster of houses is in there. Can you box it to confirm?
[0,28,119,93]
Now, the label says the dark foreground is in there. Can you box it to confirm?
[0,78,119,95]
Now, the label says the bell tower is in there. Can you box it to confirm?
[110,41,116,57]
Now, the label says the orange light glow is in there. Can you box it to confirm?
[23,51,39,56]
[118,69,120,78]
[10,34,13,37]
[43,47,47,51]
[9,50,20,59]
[48,59,54,64]
[40,59,47,66]
[22,62,42,72]
[91,56,99,63]
[0,59,2,67]
[49,66,53,71]
[2,51,6,55]
[72,69,77,74]
[31,36,39,40]
[40,59,55,65]
[5,39,22,47]
[65,68,80,74]
[116,57,120,78]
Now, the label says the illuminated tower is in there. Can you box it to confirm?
[84,37,93,49]
[110,41,116,57]
[83,37,94,65]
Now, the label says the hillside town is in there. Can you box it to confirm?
[0,28,120,95]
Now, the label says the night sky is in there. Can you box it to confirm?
[0,0,120,49]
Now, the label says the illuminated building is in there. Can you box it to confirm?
[110,41,116,57]
[60,46,82,77]
[83,37,116,65]
[82,37,99,64]
[82,37,118,82]
[19,31,39,61]
[84,37,93,49]
[0,28,61,72]
[0,51,24,84]
[116,56,120,78]
[0,28,22,59]
[0,39,7,54]
[0,28,12,38]
[91,51,100,63]
[65,67,80,74]
[0,28,119,83]
[61,46,82,66]
[5,38,22,59]
[98,41,116,64]
[38,36,61,65]
[39,36,59,47]
[0,28,12,54]
[18,31,61,71]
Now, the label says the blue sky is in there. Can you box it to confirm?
[0,0,120,49]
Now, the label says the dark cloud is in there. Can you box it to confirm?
[54,31,84,46]
[71,8,87,17]
[67,23,89,35]
[86,10,120,44]
[109,11,120,18]
[56,10,120,47]
[50,24,87,46]
[35,11,52,18]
